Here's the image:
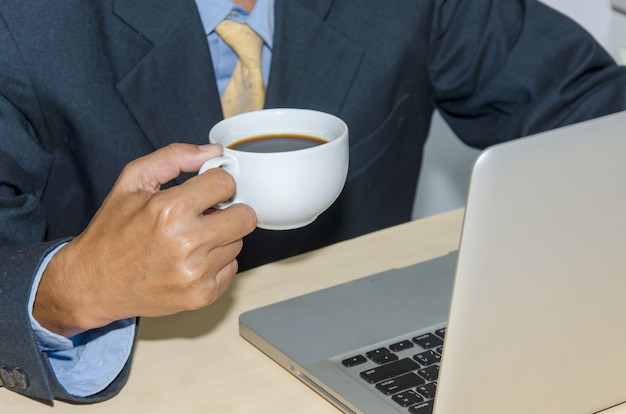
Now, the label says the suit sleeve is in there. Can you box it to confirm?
[428,0,626,148]
[0,20,134,404]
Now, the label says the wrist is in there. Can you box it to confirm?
[33,241,106,338]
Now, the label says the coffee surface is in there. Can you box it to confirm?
[228,134,328,153]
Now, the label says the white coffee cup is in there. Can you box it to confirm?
[199,108,349,230]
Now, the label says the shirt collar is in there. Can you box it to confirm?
[195,0,274,48]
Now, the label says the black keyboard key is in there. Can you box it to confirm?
[389,340,414,352]
[371,353,399,364]
[391,389,424,407]
[360,358,420,384]
[341,355,367,367]
[413,350,441,366]
[416,382,437,400]
[413,333,443,349]
[366,347,391,360]
[375,372,425,395]
[435,328,446,339]
[409,400,434,414]
[418,365,440,381]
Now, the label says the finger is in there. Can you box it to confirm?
[207,259,240,302]
[186,261,239,310]
[117,143,223,193]
[160,167,239,216]
[183,248,241,311]
[198,202,257,248]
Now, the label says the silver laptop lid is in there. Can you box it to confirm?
[435,111,626,414]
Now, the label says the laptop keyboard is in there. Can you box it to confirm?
[339,327,445,414]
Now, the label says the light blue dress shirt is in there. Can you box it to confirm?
[28,0,274,397]
[29,245,136,397]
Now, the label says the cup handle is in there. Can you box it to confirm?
[198,155,240,208]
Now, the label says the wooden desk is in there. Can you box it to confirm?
[3,209,625,413]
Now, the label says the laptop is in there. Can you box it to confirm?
[239,111,626,414]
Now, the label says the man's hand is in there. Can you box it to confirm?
[34,143,257,338]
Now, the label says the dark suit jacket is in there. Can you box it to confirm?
[1,0,625,404]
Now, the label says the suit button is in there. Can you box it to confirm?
[12,368,29,390]
[0,366,16,388]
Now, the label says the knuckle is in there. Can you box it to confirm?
[148,192,191,223]
[186,261,239,310]
[162,142,187,158]
[172,260,204,292]
[184,282,218,310]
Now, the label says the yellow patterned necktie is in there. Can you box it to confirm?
[215,19,265,118]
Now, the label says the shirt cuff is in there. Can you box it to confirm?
[28,243,136,397]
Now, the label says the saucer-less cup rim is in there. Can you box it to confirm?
[209,108,348,154]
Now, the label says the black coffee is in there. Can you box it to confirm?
[228,134,328,153]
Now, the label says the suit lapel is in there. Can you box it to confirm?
[112,0,222,150]
[110,0,363,150]
[267,0,364,115]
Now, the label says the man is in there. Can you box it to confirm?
[1,0,625,404]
